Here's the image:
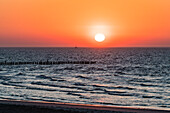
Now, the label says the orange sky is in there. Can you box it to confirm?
[0,0,170,47]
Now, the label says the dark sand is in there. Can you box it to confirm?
[0,99,169,113]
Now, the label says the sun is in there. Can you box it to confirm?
[95,33,105,42]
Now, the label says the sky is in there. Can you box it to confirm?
[0,0,170,47]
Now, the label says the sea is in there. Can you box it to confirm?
[0,47,169,110]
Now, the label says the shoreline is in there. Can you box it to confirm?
[0,99,169,113]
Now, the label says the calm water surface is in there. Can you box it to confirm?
[0,48,169,110]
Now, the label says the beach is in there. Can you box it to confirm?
[0,99,169,113]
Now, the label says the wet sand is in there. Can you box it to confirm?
[0,99,169,113]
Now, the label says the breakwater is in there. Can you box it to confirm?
[0,61,96,65]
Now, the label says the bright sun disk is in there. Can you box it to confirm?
[95,33,105,42]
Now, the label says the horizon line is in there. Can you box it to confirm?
[0,46,170,48]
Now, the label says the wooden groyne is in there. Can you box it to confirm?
[0,61,96,65]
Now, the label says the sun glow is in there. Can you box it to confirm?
[95,33,105,42]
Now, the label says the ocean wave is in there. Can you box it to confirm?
[0,48,169,109]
